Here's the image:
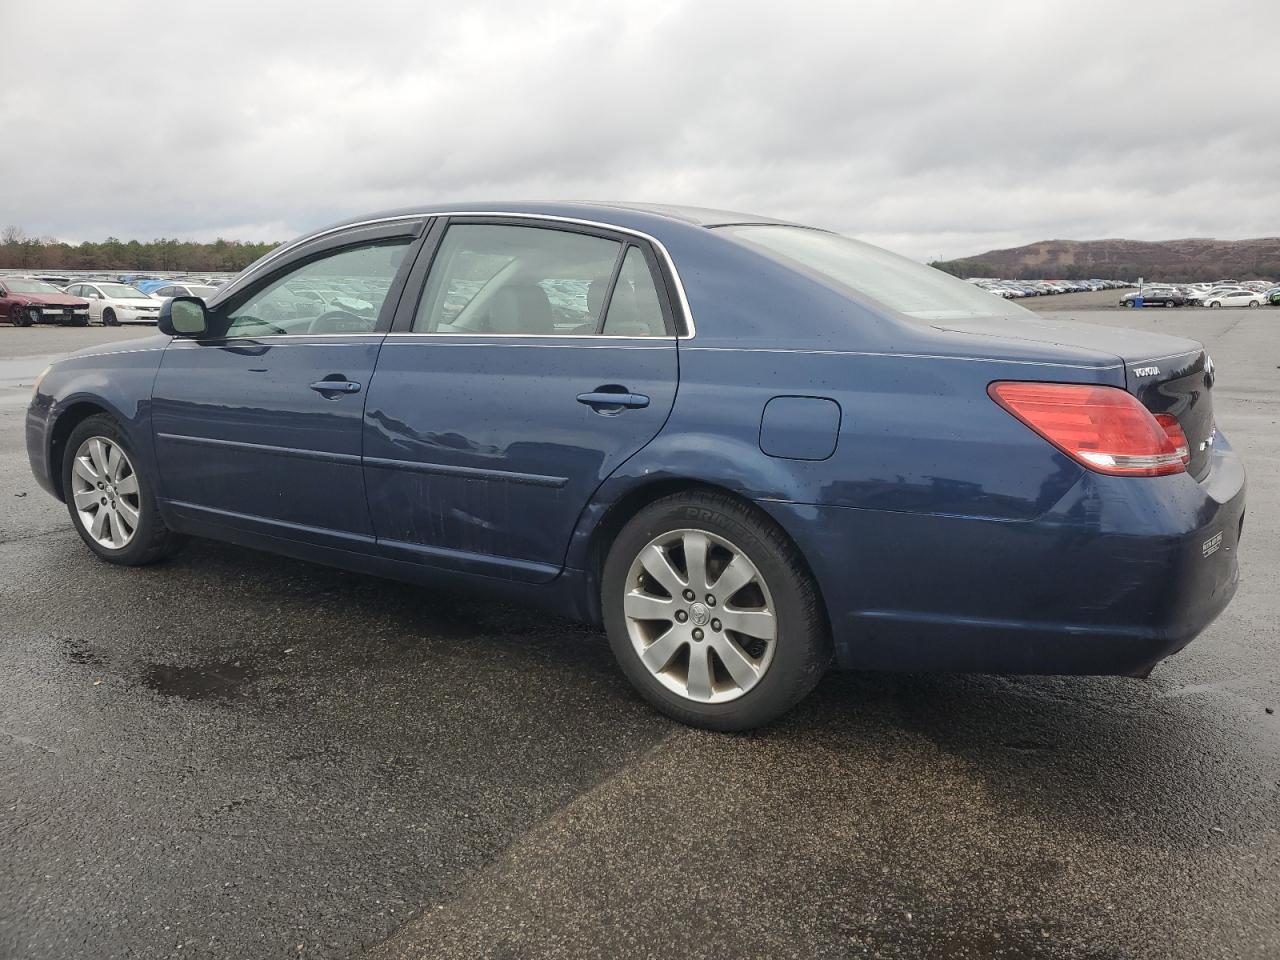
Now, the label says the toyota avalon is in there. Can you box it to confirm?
[26,202,1245,729]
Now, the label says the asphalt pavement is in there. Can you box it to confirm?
[1,309,1276,959]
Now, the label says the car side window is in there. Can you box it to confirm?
[155,286,175,298]
[66,285,82,296]
[602,246,667,337]
[413,224,622,334]
[222,240,411,338]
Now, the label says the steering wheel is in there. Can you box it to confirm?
[308,310,369,334]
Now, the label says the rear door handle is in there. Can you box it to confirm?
[577,390,650,411]
[310,379,362,396]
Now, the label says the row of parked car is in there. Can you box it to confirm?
[1117,281,1280,309]
[967,278,1135,298]
[0,272,231,327]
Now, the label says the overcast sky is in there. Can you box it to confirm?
[3,0,1276,260]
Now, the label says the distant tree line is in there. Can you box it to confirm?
[0,226,280,273]
[930,259,998,278]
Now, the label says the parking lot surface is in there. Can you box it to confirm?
[1,311,1277,959]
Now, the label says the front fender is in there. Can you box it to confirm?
[27,338,170,501]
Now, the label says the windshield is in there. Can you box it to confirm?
[4,278,62,294]
[718,225,1036,322]
[98,282,150,298]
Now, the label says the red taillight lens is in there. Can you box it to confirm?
[988,382,1187,477]
[1154,413,1191,465]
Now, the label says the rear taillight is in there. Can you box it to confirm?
[988,382,1187,477]
[1153,413,1191,465]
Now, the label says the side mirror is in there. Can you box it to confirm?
[159,296,209,338]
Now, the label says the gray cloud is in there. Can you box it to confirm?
[3,0,1276,260]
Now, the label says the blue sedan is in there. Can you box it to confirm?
[25,203,1245,730]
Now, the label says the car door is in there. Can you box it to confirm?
[150,219,426,547]
[78,285,104,323]
[362,217,681,582]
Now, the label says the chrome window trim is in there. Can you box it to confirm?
[168,336,379,346]
[170,332,679,344]
[235,211,697,339]
[234,214,426,278]
[381,340,670,351]
[383,331,678,342]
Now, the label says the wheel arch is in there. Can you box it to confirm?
[579,476,828,632]
[48,401,114,500]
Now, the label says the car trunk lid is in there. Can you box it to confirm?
[934,315,1216,479]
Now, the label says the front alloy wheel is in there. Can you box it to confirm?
[70,436,141,549]
[61,413,186,565]
[623,529,776,703]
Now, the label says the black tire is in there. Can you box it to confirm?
[1209,302,1220,308]
[1248,301,1259,309]
[103,308,118,326]
[61,413,186,566]
[601,490,831,731]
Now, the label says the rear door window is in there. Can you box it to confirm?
[413,224,622,335]
[602,246,666,337]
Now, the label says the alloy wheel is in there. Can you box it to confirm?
[69,436,141,549]
[622,528,777,703]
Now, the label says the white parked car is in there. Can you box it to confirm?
[149,282,218,300]
[64,281,163,325]
[1204,289,1262,308]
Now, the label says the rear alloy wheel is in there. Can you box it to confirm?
[103,308,118,326]
[602,491,830,731]
[623,528,777,703]
[62,414,186,565]
[1248,301,1260,309]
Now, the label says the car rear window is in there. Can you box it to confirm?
[718,224,1037,322]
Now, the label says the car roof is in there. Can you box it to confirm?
[300,200,799,239]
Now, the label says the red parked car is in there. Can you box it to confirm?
[0,277,91,326]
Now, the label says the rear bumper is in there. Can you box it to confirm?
[762,438,1246,676]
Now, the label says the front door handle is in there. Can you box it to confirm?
[310,379,362,397]
[577,389,650,412]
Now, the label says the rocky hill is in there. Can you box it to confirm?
[933,237,1280,282]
